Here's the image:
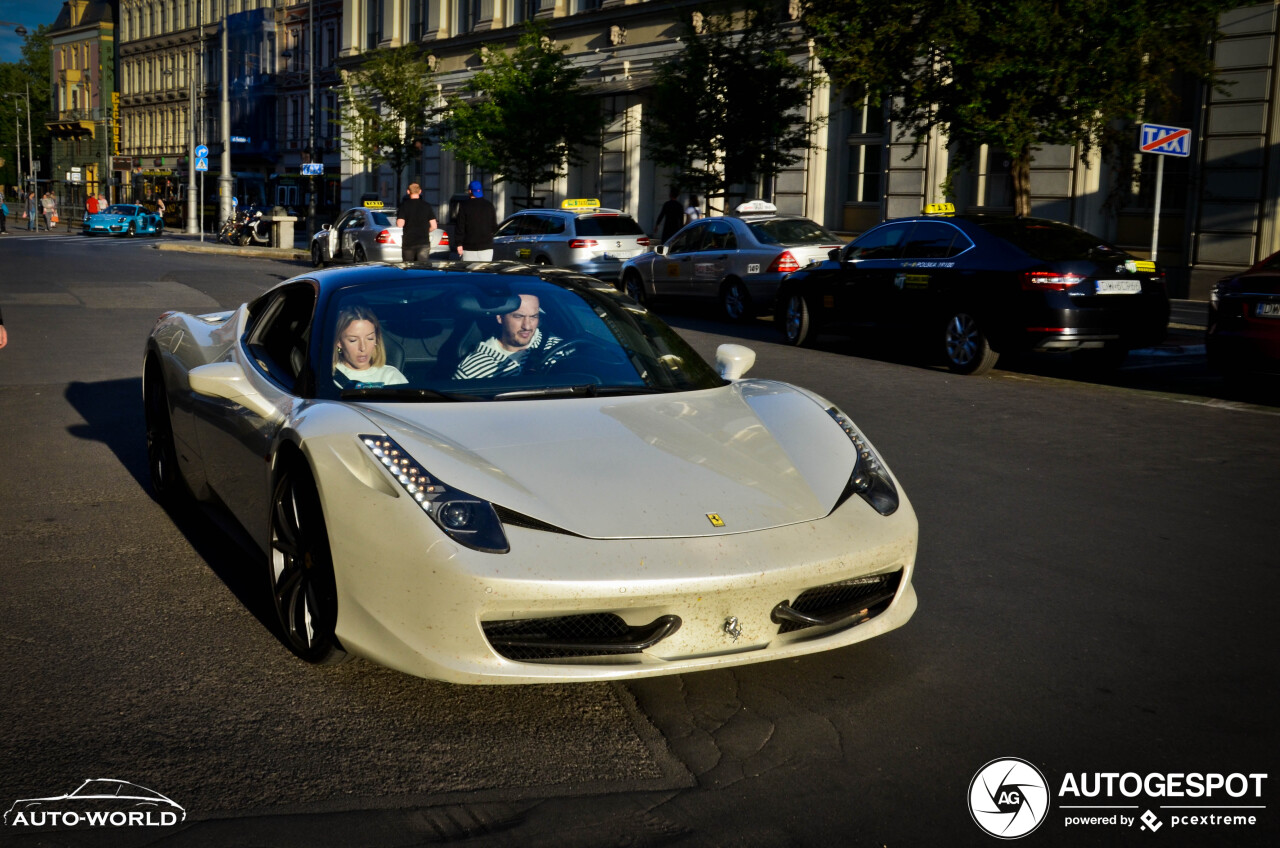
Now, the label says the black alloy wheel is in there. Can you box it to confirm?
[942,309,999,375]
[623,271,647,305]
[268,461,348,665]
[127,221,137,237]
[143,362,187,503]
[721,279,754,322]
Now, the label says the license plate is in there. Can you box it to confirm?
[1256,302,1280,318]
[605,250,638,260]
[1095,279,1142,294]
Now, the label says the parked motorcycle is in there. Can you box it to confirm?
[236,208,272,246]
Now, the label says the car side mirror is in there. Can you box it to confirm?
[321,223,331,231]
[655,244,669,256]
[715,344,756,381]
[189,362,281,420]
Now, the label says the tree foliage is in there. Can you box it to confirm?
[0,24,53,193]
[645,1,825,212]
[337,44,439,199]
[804,0,1235,215]
[439,24,605,201]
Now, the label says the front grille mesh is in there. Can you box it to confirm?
[483,612,680,662]
[774,570,903,634]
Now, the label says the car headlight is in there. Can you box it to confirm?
[826,408,899,516]
[360,434,510,553]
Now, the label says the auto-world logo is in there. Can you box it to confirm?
[969,758,1050,839]
[4,779,185,828]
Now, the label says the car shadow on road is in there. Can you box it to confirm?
[63,377,282,639]
[655,302,1280,409]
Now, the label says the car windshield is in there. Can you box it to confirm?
[318,275,724,402]
[105,205,136,215]
[574,215,645,237]
[974,219,1128,261]
[748,218,840,246]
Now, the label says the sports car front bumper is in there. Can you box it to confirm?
[311,437,918,684]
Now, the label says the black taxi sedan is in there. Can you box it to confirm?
[774,210,1170,375]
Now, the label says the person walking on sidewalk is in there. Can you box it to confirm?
[396,182,437,262]
[453,180,497,261]
[0,192,8,234]
[26,191,37,230]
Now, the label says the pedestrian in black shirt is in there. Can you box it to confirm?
[453,180,497,260]
[654,189,684,244]
[396,182,437,262]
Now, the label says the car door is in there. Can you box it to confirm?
[339,210,366,260]
[192,283,315,540]
[686,219,736,296]
[892,220,972,321]
[656,222,709,296]
[492,214,531,261]
[829,222,915,326]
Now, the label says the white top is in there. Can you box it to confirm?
[685,206,702,222]
[335,362,408,388]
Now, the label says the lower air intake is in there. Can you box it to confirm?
[772,569,903,634]
[483,613,681,662]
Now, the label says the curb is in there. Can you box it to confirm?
[152,239,310,261]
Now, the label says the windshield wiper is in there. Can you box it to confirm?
[340,387,483,403]
[493,384,665,400]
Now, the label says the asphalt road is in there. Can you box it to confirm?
[0,232,1276,847]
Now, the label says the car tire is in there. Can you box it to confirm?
[536,256,551,266]
[311,243,325,268]
[721,279,754,322]
[778,292,817,347]
[238,231,252,246]
[353,244,368,263]
[623,271,648,306]
[127,221,137,237]
[268,459,348,666]
[143,359,188,504]
[942,309,999,375]
[154,220,164,237]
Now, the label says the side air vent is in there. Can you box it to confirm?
[483,613,681,662]
[772,570,903,635]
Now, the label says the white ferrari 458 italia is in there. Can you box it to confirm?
[143,261,917,683]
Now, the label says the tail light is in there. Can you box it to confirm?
[637,236,650,247]
[1021,271,1084,291]
[569,238,599,249]
[767,251,800,274]
[376,229,395,244]
[438,231,450,246]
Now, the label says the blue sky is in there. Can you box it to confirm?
[1,0,68,64]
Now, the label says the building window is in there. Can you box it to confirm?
[514,0,540,23]
[410,0,429,41]
[366,0,383,50]
[973,146,1015,209]
[460,0,482,34]
[578,0,603,10]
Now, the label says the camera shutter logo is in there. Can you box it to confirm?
[969,758,1050,839]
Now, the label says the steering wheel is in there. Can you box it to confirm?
[533,336,628,372]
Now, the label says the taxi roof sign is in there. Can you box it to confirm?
[735,200,777,216]
[925,202,955,216]
[362,199,385,208]
[561,198,601,209]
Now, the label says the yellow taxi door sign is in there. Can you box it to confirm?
[667,263,680,277]
[895,273,930,290]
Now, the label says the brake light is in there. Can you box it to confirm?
[767,251,800,273]
[569,239,599,249]
[637,236,650,247]
[1021,271,1084,291]
[376,229,395,244]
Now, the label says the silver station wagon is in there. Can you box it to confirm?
[492,199,650,282]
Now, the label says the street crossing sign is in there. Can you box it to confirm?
[195,157,208,172]
[1140,123,1192,157]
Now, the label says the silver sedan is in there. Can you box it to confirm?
[620,202,845,320]
[311,205,447,266]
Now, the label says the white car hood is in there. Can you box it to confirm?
[354,381,857,539]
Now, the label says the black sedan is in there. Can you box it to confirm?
[774,213,1170,375]
[1207,250,1280,379]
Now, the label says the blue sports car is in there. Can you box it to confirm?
[82,203,165,237]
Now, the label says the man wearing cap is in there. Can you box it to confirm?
[453,180,497,261]
[396,181,437,262]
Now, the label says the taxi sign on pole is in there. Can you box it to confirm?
[1140,123,1191,157]
[301,163,324,176]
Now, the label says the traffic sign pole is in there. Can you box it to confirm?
[1152,155,1165,262]
[1139,123,1191,264]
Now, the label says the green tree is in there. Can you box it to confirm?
[804,0,1234,216]
[644,2,825,213]
[337,44,438,199]
[439,24,605,203]
[0,24,53,194]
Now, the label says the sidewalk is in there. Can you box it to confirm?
[152,228,312,261]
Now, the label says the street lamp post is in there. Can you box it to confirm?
[308,0,316,236]
[5,88,35,229]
